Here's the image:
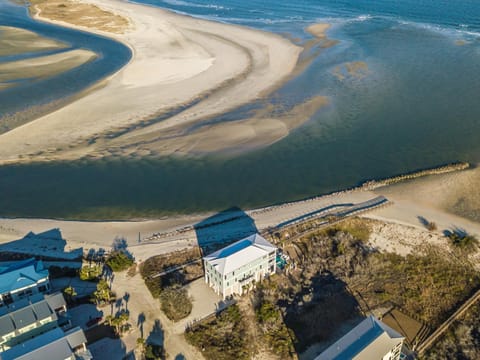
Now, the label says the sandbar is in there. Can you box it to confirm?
[0,0,302,163]
[0,25,67,56]
[0,49,97,84]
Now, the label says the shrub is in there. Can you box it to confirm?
[106,251,134,272]
[255,300,295,358]
[159,286,192,321]
[427,222,437,231]
[185,305,250,360]
[92,279,113,304]
[79,264,102,281]
[448,233,479,252]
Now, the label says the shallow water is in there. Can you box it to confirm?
[1,0,480,219]
[0,1,131,118]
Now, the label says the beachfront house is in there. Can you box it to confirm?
[0,326,91,360]
[315,315,405,360]
[0,259,50,307]
[0,292,68,352]
[203,233,277,299]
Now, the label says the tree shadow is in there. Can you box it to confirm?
[193,207,258,255]
[123,292,130,311]
[146,319,164,347]
[283,271,363,354]
[417,216,429,227]
[444,227,469,238]
[174,354,186,360]
[111,236,134,260]
[137,312,146,339]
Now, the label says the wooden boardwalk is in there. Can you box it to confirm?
[416,288,480,355]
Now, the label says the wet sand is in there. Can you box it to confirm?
[0,25,66,56]
[0,0,302,164]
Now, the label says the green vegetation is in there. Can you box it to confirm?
[365,250,479,324]
[447,232,479,252]
[63,286,77,304]
[255,300,295,358]
[140,248,202,298]
[256,218,480,353]
[145,344,166,360]
[106,251,134,272]
[329,218,371,242]
[425,303,480,360]
[79,264,102,281]
[105,310,129,335]
[159,286,192,321]
[185,305,250,360]
[92,279,113,305]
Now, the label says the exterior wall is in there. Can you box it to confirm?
[388,340,403,360]
[0,277,50,306]
[205,249,276,299]
[0,318,57,351]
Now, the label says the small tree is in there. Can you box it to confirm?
[92,279,112,305]
[63,286,77,304]
[159,286,192,321]
[106,251,135,272]
[79,264,102,281]
[110,311,130,335]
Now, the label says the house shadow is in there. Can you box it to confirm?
[193,207,258,256]
[282,271,363,355]
[0,228,83,263]
[88,336,131,359]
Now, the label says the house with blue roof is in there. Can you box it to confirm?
[203,233,277,299]
[0,259,50,307]
[315,315,405,360]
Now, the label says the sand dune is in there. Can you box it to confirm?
[0,0,301,164]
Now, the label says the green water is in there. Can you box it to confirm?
[2,2,480,219]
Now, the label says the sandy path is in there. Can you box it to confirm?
[0,0,301,163]
[111,271,205,359]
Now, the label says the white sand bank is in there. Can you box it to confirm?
[0,0,302,163]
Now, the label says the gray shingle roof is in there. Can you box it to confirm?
[45,292,66,312]
[0,327,73,360]
[0,294,59,338]
[65,327,87,349]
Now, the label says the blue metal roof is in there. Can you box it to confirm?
[0,259,49,295]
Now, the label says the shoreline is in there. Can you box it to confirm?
[1,162,479,262]
[0,0,303,164]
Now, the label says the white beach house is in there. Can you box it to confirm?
[315,315,405,360]
[203,233,277,299]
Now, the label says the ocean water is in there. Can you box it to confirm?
[1,0,480,218]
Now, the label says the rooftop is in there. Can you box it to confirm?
[0,293,65,338]
[203,233,276,275]
[316,316,404,360]
[0,326,89,360]
[0,259,49,295]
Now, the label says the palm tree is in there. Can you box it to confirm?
[63,286,77,304]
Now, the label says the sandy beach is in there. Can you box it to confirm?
[0,0,303,163]
[2,167,480,263]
